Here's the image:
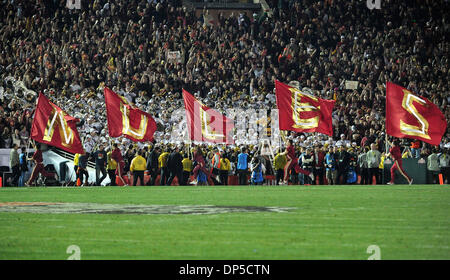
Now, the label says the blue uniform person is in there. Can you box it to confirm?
[325,147,338,185]
[250,156,265,185]
[237,147,249,185]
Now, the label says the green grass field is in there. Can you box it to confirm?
[0,185,448,260]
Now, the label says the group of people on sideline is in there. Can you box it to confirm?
[9,135,448,187]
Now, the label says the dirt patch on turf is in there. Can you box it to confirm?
[0,202,296,215]
[0,202,63,206]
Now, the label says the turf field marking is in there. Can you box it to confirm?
[367,245,381,260]
[66,245,81,260]
[0,202,296,215]
[0,202,62,206]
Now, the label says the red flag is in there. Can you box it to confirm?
[104,87,157,142]
[386,82,447,146]
[182,89,234,144]
[31,93,85,154]
[275,80,335,136]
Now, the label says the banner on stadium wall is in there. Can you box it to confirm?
[275,80,335,136]
[182,89,235,144]
[386,82,447,146]
[104,87,157,142]
[31,93,85,154]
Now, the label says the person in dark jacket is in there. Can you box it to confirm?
[146,146,161,185]
[301,148,315,184]
[124,144,135,174]
[18,146,28,187]
[91,144,107,186]
[78,152,90,186]
[166,146,183,186]
[313,146,326,185]
[335,145,351,184]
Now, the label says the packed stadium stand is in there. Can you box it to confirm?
[0,0,448,186]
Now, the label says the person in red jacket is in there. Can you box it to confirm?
[190,146,210,185]
[281,139,314,185]
[111,143,128,186]
[386,139,413,185]
[25,141,57,186]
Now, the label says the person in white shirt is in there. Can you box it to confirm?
[438,148,449,184]
[83,135,96,155]
[427,148,441,184]
[336,134,351,147]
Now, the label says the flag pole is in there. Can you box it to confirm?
[385,133,388,154]
[25,136,32,150]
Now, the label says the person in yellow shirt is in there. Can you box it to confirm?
[106,149,117,186]
[219,151,231,185]
[402,149,412,158]
[273,149,287,185]
[181,154,193,185]
[130,149,147,186]
[73,153,80,185]
[378,152,386,184]
[158,148,170,185]
[379,153,385,169]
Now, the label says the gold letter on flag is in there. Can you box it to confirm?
[182,89,234,144]
[120,102,148,140]
[290,87,320,129]
[275,81,334,135]
[386,82,446,146]
[43,106,75,148]
[31,93,85,154]
[399,89,431,140]
[104,87,157,142]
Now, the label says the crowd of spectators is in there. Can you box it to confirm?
[0,0,449,184]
